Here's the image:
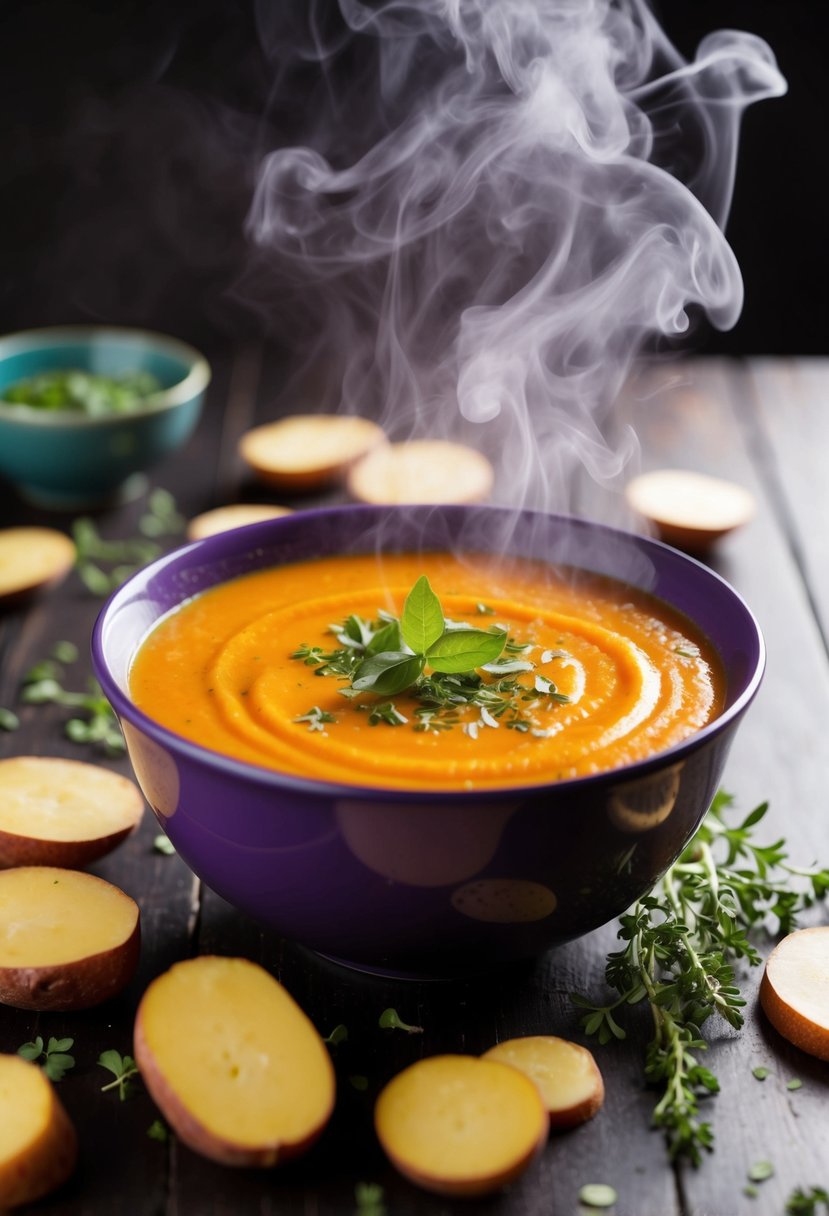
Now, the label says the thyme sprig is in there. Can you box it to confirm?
[290,576,571,733]
[573,792,829,1165]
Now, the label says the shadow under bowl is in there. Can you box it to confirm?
[92,505,765,978]
[0,326,210,510]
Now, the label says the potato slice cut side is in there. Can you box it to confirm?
[760,927,829,1061]
[186,504,292,541]
[348,440,493,505]
[134,956,335,1166]
[239,415,385,491]
[0,1054,78,1209]
[0,866,140,1011]
[374,1055,547,1196]
[482,1035,604,1128]
[0,756,144,869]
[625,469,755,551]
[0,528,75,604]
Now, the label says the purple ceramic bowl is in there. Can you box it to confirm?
[92,505,764,977]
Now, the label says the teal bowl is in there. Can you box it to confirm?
[0,327,211,509]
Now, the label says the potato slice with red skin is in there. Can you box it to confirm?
[0,756,144,869]
[348,440,493,505]
[625,469,755,551]
[186,503,293,541]
[239,415,385,492]
[374,1055,547,1197]
[0,527,75,605]
[134,956,335,1167]
[483,1035,605,1129]
[0,866,140,1011]
[0,1054,78,1209]
[760,927,829,1061]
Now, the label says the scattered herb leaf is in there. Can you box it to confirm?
[355,1182,386,1216]
[147,1119,169,1142]
[153,834,176,856]
[748,1161,775,1183]
[379,1008,424,1035]
[98,1050,140,1100]
[323,1024,349,1046]
[787,1078,803,1091]
[18,1036,76,1082]
[294,706,337,732]
[786,1187,829,1215]
[0,707,19,731]
[578,1183,618,1208]
[752,1066,770,1081]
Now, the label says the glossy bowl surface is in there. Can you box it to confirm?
[93,505,765,977]
[0,326,210,508]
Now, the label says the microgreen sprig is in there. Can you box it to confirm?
[98,1049,140,1100]
[21,649,125,756]
[18,1036,75,1082]
[379,1007,424,1034]
[573,792,829,1165]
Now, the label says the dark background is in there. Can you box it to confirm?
[0,0,824,354]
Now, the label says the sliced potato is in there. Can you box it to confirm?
[482,1035,604,1129]
[0,866,140,1011]
[760,927,829,1061]
[0,528,75,604]
[134,956,335,1166]
[374,1055,547,1197]
[0,1054,77,1209]
[625,469,755,550]
[186,503,292,541]
[348,440,493,505]
[239,415,385,491]
[0,756,144,869]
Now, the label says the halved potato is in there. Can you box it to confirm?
[482,1035,604,1129]
[625,469,755,550]
[348,440,493,505]
[0,867,140,1011]
[0,1054,77,1209]
[374,1055,547,1196]
[186,504,293,541]
[0,528,75,604]
[239,415,385,491]
[760,927,829,1061]
[0,756,144,869]
[134,956,335,1166]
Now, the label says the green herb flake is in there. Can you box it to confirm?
[98,1050,140,1101]
[153,834,176,856]
[748,1161,775,1183]
[744,1185,759,1198]
[18,1036,76,1082]
[354,1182,386,1216]
[323,1024,349,1047]
[752,1066,770,1081]
[0,707,19,732]
[787,1078,803,1091]
[147,1119,169,1142]
[578,1183,618,1208]
[378,1007,423,1034]
[786,1186,829,1215]
[51,640,79,664]
[294,706,337,732]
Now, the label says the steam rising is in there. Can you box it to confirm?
[246,1,785,513]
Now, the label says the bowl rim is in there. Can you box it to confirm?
[92,504,767,805]
[0,325,211,427]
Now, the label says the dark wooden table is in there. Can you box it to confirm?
[1,354,827,1216]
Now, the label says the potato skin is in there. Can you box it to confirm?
[133,984,334,1168]
[0,920,140,1012]
[0,1058,78,1209]
[378,1122,547,1198]
[0,825,136,871]
[760,963,829,1061]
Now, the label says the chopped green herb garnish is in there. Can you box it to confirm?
[153,834,176,856]
[787,1078,803,1091]
[323,1024,349,1047]
[294,706,337,731]
[752,1066,770,1081]
[21,658,125,756]
[367,701,408,727]
[98,1050,140,1100]
[786,1186,829,1214]
[18,1036,75,1082]
[378,1008,423,1035]
[0,707,19,731]
[2,369,161,414]
[744,1185,759,1199]
[354,1182,386,1216]
[578,1183,618,1208]
[748,1161,775,1183]
[573,792,829,1164]
[147,1119,169,1142]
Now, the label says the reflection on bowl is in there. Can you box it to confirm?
[0,326,210,509]
[92,506,765,978]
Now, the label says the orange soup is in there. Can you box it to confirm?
[129,552,724,791]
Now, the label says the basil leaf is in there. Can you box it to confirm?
[401,576,444,655]
[426,629,507,674]
[366,619,401,657]
[352,652,424,695]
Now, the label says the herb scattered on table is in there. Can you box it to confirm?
[748,1161,775,1183]
[72,490,183,596]
[355,1182,387,1216]
[98,1049,140,1100]
[379,1008,424,1034]
[153,834,176,856]
[21,651,125,756]
[751,1066,770,1081]
[2,369,161,414]
[786,1186,829,1215]
[323,1024,349,1046]
[0,707,19,731]
[291,575,571,734]
[573,792,829,1164]
[17,1036,75,1082]
[578,1182,618,1208]
[787,1078,803,1091]
[147,1119,170,1142]
[349,1075,369,1091]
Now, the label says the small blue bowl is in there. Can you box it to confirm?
[0,326,211,509]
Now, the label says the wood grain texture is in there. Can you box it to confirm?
[0,354,827,1216]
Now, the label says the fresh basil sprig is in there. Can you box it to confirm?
[350,576,506,695]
